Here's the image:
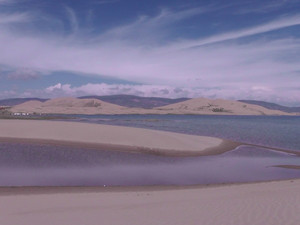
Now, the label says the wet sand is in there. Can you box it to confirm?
[1,119,299,224]
[0,179,299,225]
[274,165,300,170]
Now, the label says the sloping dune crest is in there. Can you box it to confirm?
[155,98,293,115]
[10,97,127,114]
[10,97,293,115]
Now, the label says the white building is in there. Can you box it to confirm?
[13,112,30,116]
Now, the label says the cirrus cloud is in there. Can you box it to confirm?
[0,2,299,105]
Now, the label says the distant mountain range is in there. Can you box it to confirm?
[0,98,48,106]
[9,97,293,116]
[78,95,190,108]
[0,95,299,113]
[239,100,300,113]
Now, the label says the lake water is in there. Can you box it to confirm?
[0,115,299,186]
[63,114,300,151]
[0,142,299,186]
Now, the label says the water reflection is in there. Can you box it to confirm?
[0,142,299,186]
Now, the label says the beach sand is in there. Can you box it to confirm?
[0,120,299,224]
[0,119,239,156]
[0,179,299,225]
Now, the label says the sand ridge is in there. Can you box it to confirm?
[155,97,293,115]
[0,119,234,156]
[9,97,294,115]
[10,97,127,115]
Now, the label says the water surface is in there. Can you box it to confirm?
[60,115,300,151]
[0,142,299,186]
[1,115,299,186]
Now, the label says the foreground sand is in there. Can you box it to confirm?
[0,119,238,156]
[0,179,299,225]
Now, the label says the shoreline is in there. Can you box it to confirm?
[0,137,241,157]
[0,178,298,196]
[273,165,300,170]
[1,119,299,224]
[0,119,239,156]
[0,119,297,156]
[1,113,299,119]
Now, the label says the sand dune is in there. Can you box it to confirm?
[10,97,127,115]
[0,120,236,156]
[155,98,292,115]
[0,179,299,225]
[9,97,293,115]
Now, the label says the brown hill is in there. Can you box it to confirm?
[79,95,190,108]
[10,97,294,115]
[11,97,127,115]
[155,98,293,115]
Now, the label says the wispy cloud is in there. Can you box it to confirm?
[99,7,208,43]
[0,4,299,105]
[65,6,79,34]
[169,14,300,50]
[237,0,299,14]
[6,68,40,80]
[0,13,31,24]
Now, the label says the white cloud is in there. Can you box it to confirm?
[0,13,31,24]
[168,15,300,50]
[6,68,40,80]
[0,5,299,105]
[98,6,208,43]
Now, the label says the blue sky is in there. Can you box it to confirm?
[0,0,299,105]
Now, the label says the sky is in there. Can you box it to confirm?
[0,0,299,106]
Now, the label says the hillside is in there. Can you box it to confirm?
[155,98,293,115]
[239,100,300,113]
[0,98,48,106]
[79,95,190,108]
[9,97,295,115]
[3,96,298,114]
[10,97,127,115]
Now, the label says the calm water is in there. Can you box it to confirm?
[0,142,299,186]
[0,115,299,186]
[62,115,300,151]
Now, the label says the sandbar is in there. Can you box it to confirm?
[0,119,239,156]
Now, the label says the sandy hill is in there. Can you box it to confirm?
[0,98,48,106]
[10,97,127,114]
[10,97,294,115]
[239,100,300,113]
[79,95,190,108]
[155,98,293,115]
